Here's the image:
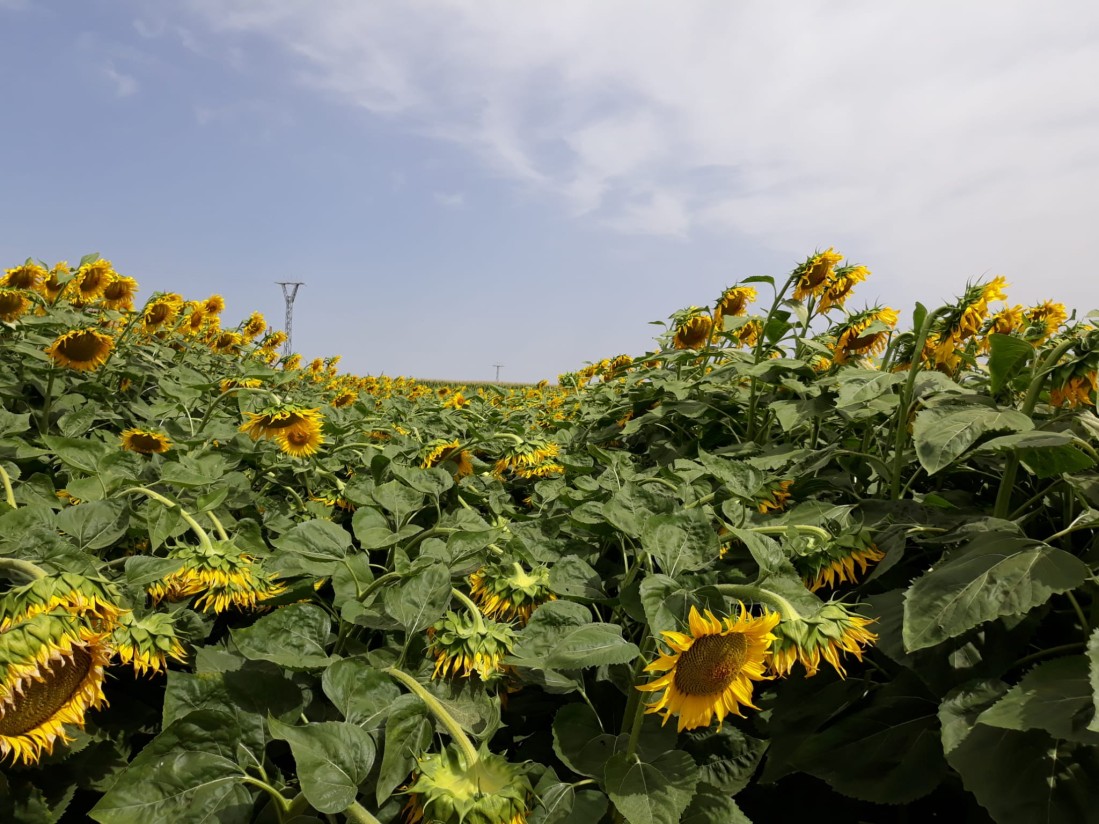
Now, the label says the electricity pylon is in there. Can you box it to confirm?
[275,282,305,356]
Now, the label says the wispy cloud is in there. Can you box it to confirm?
[433,191,466,209]
[104,62,138,97]
[176,1,1099,303]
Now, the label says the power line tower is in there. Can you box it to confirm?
[275,282,305,356]
[493,363,504,381]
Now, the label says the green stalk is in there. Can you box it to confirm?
[890,307,949,499]
[714,584,804,621]
[343,802,383,824]
[737,523,832,544]
[121,486,213,549]
[451,587,487,632]
[746,274,797,440]
[206,511,231,542]
[994,337,1077,518]
[37,369,57,436]
[0,557,48,581]
[385,667,480,766]
[0,463,16,509]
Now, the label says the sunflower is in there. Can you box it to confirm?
[283,353,302,371]
[262,330,288,350]
[405,745,532,824]
[443,391,470,409]
[240,405,324,441]
[219,377,263,394]
[795,533,886,592]
[45,328,114,371]
[71,259,116,305]
[276,423,324,459]
[41,262,71,303]
[769,602,877,678]
[754,479,793,514]
[637,604,779,732]
[923,277,1009,368]
[147,542,286,614]
[427,610,516,681]
[0,613,112,765]
[492,437,561,479]
[831,306,900,364]
[469,563,555,625]
[0,573,123,633]
[100,276,139,311]
[792,248,844,301]
[1023,300,1068,345]
[210,330,243,354]
[110,611,187,676]
[818,264,869,313]
[1050,363,1098,408]
[241,311,266,342]
[331,389,358,408]
[1,262,46,291]
[202,294,225,314]
[672,311,714,350]
[140,293,184,333]
[714,286,757,333]
[120,428,172,455]
[0,288,32,323]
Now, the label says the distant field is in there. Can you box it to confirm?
[413,378,550,390]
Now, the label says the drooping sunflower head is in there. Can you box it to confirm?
[792,248,844,301]
[1050,361,1099,408]
[41,262,72,303]
[1023,300,1068,345]
[202,294,226,315]
[1,261,47,291]
[241,311,267,342]
[0,612,111,765]
[769,601,877,679]
[671,308,714,350]
[793,531,885,592]
[427,610,516,682]
[71,259,116,305]
[0,572,123,634]
[637,604,779,732]
[831,306,900,365]
[240,405,324,441]
[219,377,263,395]
[140,293,184,333]
[210,330,243,354]
[110,610,188,677]
[714,286,758,331]
[147,541,286,614]
[468,563,555,625]
[276,423,325,459]
[818,264,869,313]
[405,745,532,824]
[45,328,115,371]
[331,389,358,408]
[120,428,172,455]
[100,275,139,311]
[602,354,634,381]
[283,353,303,371]
[754,479,794,514]
[493,437,563,480]
[0,288,33,323]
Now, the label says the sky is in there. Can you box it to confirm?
[3,1,1099,383]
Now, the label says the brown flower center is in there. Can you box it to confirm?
[58,331,107,361]
[0,646,92,736]
[672,633,748,696]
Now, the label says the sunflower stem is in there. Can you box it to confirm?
[0,462,16,509]
[713,584,803,621]
[206,511,231,542]
[384,667,480,767]
[357,571,403,601]
[450,587,488,632]
[239,777,292,817]
[740,524,832,545]
[994,337,1077,518]
[37,369,56,436]
[343,802,383,824]
[0,557,48,581]
[121,486,214,550]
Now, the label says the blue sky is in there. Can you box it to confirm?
[4,1,1099,382]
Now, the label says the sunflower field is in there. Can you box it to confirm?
[1,252,1098,823]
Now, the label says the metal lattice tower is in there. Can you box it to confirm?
[276,282,305,356]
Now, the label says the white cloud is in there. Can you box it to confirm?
[433,191,465,209]
[104,62,138,97]
[178,0,1099,306]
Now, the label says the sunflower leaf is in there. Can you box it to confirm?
[268,718,376,814]
[604,749,699,824]
[912,405,1033,476]
[903,533,1089,652]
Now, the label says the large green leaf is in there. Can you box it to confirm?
[947,726,1099,824]
[604,750,699,824]
[977,656,1099,744]
[903,533,1089,652]
[680,788,751,824]
[639,511,718,577]
[89,711,251,824]
[322,657,400,729]
[988,333,1034,395]
[231,603,333,669]
[274,518,352,561]
[268,718,376,814]
[376,694,432,806]
[912,405,1033,475]
[552,703,617,779]
[382,562,451,632]
[55,499,128,551]
[681,725,768,795]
